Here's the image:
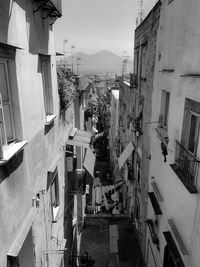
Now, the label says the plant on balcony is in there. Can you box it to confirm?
[57,66,76,111]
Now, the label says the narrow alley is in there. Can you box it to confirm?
[80,215,143,267]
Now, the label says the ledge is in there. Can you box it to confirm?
[45,114,57,125]
[52,206,60,223]
[159,69,174,73]
[0,141,27,166]
[148,192,162,215]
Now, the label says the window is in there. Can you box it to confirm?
[0,61,15,146]
[0,46,27,163]
[51,172,60,222]
[40,55,55,124]
[134,50,139,76]
[188,112,200,154]
[136,160,141,190]
[159,90,170,128]
[181,98,200,157]
[141,46,147,79]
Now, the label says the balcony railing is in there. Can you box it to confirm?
[171,141,200,193]
[34,0,62,21]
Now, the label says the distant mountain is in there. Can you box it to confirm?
[66,50,133,75]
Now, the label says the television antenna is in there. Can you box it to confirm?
[136,0,144,26]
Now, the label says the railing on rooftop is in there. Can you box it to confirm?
[171,141,200,193]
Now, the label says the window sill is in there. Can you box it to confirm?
[45,114,57,125]
[0,141,27,166]
[52,206,60,223]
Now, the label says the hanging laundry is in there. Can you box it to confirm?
[95,185,102,204]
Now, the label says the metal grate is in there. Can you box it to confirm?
[43,249,67,267]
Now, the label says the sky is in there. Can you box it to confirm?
[54,0,157,58]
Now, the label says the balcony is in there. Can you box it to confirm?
[34,0,62,21]
[170,141,200,193]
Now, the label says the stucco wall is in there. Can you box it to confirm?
[148,0,200,266]
[134,1,161,257]
[0,1,72,266]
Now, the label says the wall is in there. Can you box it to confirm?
[133,1,161,257]
[0,1,72,266]
[109,89,119,168]
[148,0,200,266]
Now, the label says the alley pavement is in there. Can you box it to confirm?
[80,215,144,267]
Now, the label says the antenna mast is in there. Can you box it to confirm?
[136,0,144,26]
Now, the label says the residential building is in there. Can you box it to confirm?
[64,75,96,266]
[133,1,161,258]
[109,87,119,171]
[0,1,74,266]
[112,2,161,261]
[134,0,200,267]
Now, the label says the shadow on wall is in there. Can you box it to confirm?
[0,0,12,43]
[0,150,24,184]
[15,0,51,55]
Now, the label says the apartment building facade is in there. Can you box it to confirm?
[64,75,95,266]
[109,87,119,170]
[133,1,161,257]
[0,1,73,266]
[144,0,200,267]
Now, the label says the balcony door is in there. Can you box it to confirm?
[188,112,200,156]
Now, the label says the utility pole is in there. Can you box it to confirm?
[136,0,144,26]
[71,45,75,73]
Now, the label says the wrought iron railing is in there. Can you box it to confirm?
[34,0,62,18]
[174,141,200,190]
[50,0,62,13]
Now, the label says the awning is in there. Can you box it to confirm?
[168,219,188,255]
[118,141,134,170]
[83,147,95,178]
[148,192,162,215]
[66,127,91,148]
[163,231,186,267]
[7,208,36,257]
[151,181,163,202]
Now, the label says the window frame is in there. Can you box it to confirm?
[50,172,60,222]
[40,55,55,124]
[160,90,170,129]
[0,60,15,147]
[187,111,200,155]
